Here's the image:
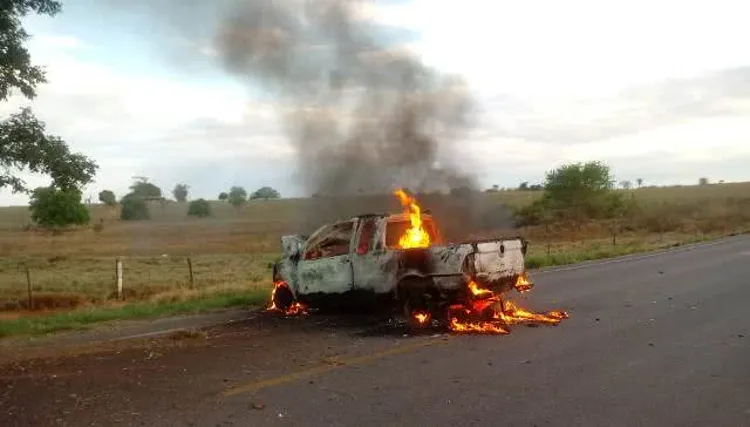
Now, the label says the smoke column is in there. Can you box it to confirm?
[110,0,515,236]
[210,0,505,233]
[213,0,476,193]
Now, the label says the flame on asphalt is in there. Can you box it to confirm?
[446,276,569,334]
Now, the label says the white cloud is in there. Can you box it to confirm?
[0,32,295,205]
[370,0,750,95]
[466,115,750,186]
[356,0,750,188]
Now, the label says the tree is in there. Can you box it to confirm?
[218,192,228,201]
[1,1,98,194]
[250,186,281,200]
[620,180,632,190]
[517,160,621,226]
[128,177,162,199]
[227,186,247,209]
[518,182,529,191]
[187,198,211,218]
[636,178,643,188]
[699,177,709,186]
[120,194,150,221]
[172,183,189,202]
[543,161,615,201]
[98,190,116,206]
[29,187,90,228]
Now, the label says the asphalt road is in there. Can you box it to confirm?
[1,236,749,427]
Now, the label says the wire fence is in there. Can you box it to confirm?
[0,254,276,311]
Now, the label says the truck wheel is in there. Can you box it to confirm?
[402,300,432,333]
[272,282,295,312]
[398,277,435,330]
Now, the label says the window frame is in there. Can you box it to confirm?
[303,220,357,260]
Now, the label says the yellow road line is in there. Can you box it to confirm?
[221,337,447,397]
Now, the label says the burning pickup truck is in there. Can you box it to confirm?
[271,189,567,333]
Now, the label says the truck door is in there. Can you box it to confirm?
[352,217,399,294]
[297,220,356,295]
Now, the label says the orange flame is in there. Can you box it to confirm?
[468,279,493,297]
[394,188,431,249]
[448,277,568,334]
[413,311,430,325]
[268,281,308,315]
[514,273,534,293]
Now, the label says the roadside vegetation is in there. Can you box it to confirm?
[0,289,268,338]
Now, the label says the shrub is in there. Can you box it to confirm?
[187,198,211,218]
[514,161,628,227]
[120,195,150,221]
[227,186,247,209]
[29,187,91,228]
[250,186,281,200]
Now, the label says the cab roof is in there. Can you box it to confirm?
[349,211,434,222]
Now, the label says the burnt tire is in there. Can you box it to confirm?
[398,277,441,331]
[272,283,295,312]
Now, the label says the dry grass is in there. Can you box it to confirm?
[0,182,749,315]
[0,254,276,310]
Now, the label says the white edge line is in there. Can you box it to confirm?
[110,314,260,342]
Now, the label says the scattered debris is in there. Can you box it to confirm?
[167,329,207,341]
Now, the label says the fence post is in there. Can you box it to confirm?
[187,257,194,288]
[612,219,619,246]
[116,258,123,300]
[26,267,33,310]
[659,220,664,243]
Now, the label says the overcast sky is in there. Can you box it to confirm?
[1,0,749,206]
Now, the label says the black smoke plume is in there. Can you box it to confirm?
[214,0,475,195]
[212,0,514,234]
[109,0,515,236]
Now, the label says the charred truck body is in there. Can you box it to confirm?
[271,212,533,324]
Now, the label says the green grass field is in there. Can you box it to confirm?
[0,181,748,336]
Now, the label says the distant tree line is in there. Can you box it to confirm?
[108,180,283,221]
[23,174,284,226]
